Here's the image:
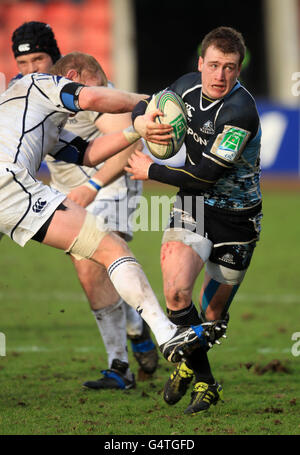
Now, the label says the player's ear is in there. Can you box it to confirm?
[65,69,79,82]
[198,56,204,72]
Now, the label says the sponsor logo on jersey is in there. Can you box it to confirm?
[187,127,208,146]
[219,253,235,265]
[18,43,31,52]
[172,207,196,226]
[32,198,47,213]
[200,120,215,135]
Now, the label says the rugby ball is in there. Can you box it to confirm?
[145,90,187,160]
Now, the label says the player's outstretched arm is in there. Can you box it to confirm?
[82,114,173,169]
[82,129,138,167]
[90,112,143,185]
[67,113,143,207]
[78,86,148,114]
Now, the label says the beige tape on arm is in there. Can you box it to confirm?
[65,212,108,260]
[122,125,141,144]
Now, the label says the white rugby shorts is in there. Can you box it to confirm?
[0,166,66,246]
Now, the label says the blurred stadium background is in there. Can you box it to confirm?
[0,0,299,180]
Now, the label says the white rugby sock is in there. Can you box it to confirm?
[124,302,144,338]
[92,299,130,369]
[107,257,177,346]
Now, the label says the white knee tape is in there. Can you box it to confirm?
[65,212,108,260]
[162,228,213,263]
[206,260,247,285]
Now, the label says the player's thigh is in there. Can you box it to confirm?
[161,240,203,292]
[42,197,87,250]
[43,199,130,266]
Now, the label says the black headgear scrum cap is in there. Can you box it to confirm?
[12,21,61,63]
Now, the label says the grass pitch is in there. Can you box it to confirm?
[0,183,299,436]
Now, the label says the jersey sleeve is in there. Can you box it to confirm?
[31,74,85,113]
[131,96,152,122]
[148,159,223,192]
[203,99,259,169]
[49,128,88,165]
[148,121,253,192]
[131,74,198,122]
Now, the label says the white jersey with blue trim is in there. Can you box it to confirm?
[0,73,81,176]
[45,109,101,190]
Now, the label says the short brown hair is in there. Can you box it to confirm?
[50,51,108,86]
[201,26,246,66]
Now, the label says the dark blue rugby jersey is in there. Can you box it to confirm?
[147,72,262,211]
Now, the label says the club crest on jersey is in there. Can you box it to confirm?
[32,198,47,213]
[200,120,214,135]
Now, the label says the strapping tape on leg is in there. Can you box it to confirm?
[162,228,213,263]
[206,261,246,285]
[65,211,108,260]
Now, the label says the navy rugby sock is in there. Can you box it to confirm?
[186,347,215,385]
[166,302,201,326]
[166,302,215,384]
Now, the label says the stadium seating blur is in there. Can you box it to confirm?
[0,0,113,88]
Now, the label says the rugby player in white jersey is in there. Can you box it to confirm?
[11,22,158,390]
[0,26,215,376]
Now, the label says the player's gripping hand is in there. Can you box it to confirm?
[133,110,173,145]
[125,150,154,180]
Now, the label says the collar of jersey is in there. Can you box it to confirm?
[200,80,241,110]
[223,80,241,99]
[200,86,221,111]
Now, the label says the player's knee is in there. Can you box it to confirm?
[65,211,108,261]
[163,281,193,309]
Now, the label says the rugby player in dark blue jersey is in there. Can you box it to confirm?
[126,26,263,415]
